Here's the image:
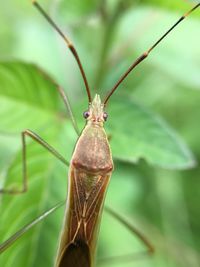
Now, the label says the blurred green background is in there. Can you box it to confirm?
[0,0,200,267]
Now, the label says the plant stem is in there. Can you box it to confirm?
[94,0,127,91]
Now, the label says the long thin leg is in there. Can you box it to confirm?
[98,205,154,264]
[103,3,200,104]
[0,129,69,194]
[36,66,80,136]
[32,0,92,103]
[57,85,80,136]
[0,201,65,254]
[0,202,153,262]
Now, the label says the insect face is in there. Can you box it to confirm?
[83,94,108,124]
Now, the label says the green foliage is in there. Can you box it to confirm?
[107,96,195,169]
[0,1,200,267]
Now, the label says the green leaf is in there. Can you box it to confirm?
[0,137,67,267]
[0,61,59,132]
[0,61,70,267]
[0,60,196,267]
[107,96,195,169]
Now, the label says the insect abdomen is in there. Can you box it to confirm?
[58,241,90,267]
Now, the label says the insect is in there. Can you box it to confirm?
[0,1,199,267]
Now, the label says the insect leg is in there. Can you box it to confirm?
[98,205,153,264]
[56,85,80,136]
[0,129,69,194]
[35,66,80,136]
[0,201,65,254]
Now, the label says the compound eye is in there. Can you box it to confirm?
[83,110,90,119]
[103,112,108,121]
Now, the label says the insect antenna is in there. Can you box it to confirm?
[103,3,200,105]
[32,1,92,103]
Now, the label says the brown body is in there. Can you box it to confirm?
[55,95,113,267]
[1,2,198,266]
